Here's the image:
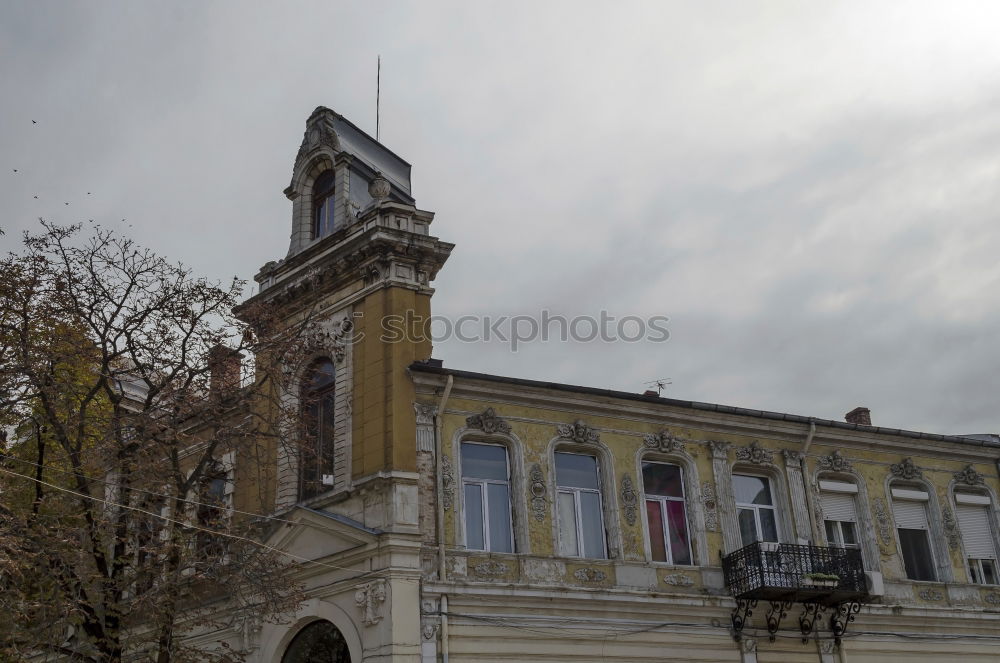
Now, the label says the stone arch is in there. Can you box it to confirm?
[259,598,362,663]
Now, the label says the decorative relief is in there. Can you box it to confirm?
[735,440,773,465]
[421,598,438,614]
[622,531,641,560]
[294,107,342,170]
[872,497,892,547]
[701,482,719,532]
[413,403,437,426]
[354,580,387,626]
[441,455,454,511]
[890,457,922,480]
[817,450,853,473]
[742,637,757,654]
[529,464,547,521]
[708,440,730,459]
[985,593,1000,605]
[643,430,685,453]
[472,560,509,577]
[421,623,439,640]
[662,573,694,587]
[573,568,607,582]
[942,506,961,551]
[466,407,511,435]
[556,419,600,445]
[954,465,985,486]
[621,474,638,526]
[783,449,803,465]
[414,403,437,453]
[918,588,944,602]
[819,639,837,654]
[296,316,356,364]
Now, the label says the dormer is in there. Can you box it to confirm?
[283,106,416,256]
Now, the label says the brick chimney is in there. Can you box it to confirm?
[208,345,243,396]
[845,407,871,426]
[643,390,659,397]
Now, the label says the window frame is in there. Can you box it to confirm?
[299,358,337,501]
[890,484,937,582]
[312,170,336,239]
[641,460,693,566]
[460,441,515,553]
[954,490,1000,585]
[819,480,861,552]
[554,450,608,560]
[733,472,780,547]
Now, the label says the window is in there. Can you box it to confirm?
[300,359,336,500]
[461,442,513,553]
[195,464,228,560]
[733,474,779,547]
[642,462,692,564]
[891,486,936,581]
[820,480,860,552]
[282,620,351,663]
[312,170,336,239]
[555,452,606,558]
[955,492,998,585]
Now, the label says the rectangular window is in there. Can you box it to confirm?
[733,474,779,547]
[555,452,606,559]
[821,490,859,552]
[956,497,998,585]
[891,490,936,581]
[642,462,692,565]
[461,443,513,553]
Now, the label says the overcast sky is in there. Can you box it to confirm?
[3,1,999,435]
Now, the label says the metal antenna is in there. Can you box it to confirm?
[376,55,381,142]
[644,378,672,396]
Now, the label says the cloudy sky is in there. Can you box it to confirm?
[2,1,999,435]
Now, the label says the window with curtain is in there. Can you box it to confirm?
[300,358,336,500]
[461,442,514,553]
[555,452,606,559]
[642,462,692,565]
[733,474,779,547]
[891,486,936,581]
[955,492,998,585]
[312,170,336,239]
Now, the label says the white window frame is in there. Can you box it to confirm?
[820,480,860,552]
[642,461,693,565]
[460,442,514,553]
[891,486,937,581]
[734,473,780,546]
[555,451,607,559]
[955,491,999,585]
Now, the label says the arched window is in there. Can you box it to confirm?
[461,442,514,553]
[819,479,860,553]
[300,359,336,500]
[555,451,607,559]
[642,461,692,565]
[312,170,336,239]
[282,620,351,663]
[733,473,780,547]
[890,483,936,581]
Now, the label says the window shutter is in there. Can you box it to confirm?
[892,499,929,530]
[957,504,996,560]
[822,492,857,522]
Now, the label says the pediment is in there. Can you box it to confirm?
[264,506,380,562]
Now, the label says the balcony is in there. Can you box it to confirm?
[722,541,869,644]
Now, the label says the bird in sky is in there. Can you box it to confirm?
[33,195,37,199]
[64,202,69,206]
[31,120,36,124]
[12,169,17,173]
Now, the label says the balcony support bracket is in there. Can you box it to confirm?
[731,598,758,642]
[798,602,827,643]
[765,600,793,641]
[830,600,862,646]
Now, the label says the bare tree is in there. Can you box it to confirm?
[0,222,311,662]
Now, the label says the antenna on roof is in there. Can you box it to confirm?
[644,378,672,396]
[376,55,381,142]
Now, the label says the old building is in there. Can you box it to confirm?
[216,107,1000,662]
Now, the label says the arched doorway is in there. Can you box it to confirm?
[281,620,351,663]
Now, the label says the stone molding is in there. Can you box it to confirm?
[620,474,638,526]
[466,407,511,435]
[643,430,685,454]
[954,464,985,486]
[556,419,600,445]
[734,440,772,465]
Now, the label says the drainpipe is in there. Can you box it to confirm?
[800,420,820,542]
[434,375,453,663]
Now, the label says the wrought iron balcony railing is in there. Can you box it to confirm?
[723,541,867,602]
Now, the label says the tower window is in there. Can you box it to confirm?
[300,358,336,500]
[312,170,336,239]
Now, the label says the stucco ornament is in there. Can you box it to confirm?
[294,315,356,365]
[529,463,547,521]
[573,568,607,582]
[954,464,985,486]
[819,640,837,654]
[890,457,922,480]
[742,638,757,654]
[942,506,961,551]
[413,402,437,426]
[985,593,1000,605]
[871,497,892,547]
[782,449,803,465]
[708,440,730,459]
[294,107,342,172]
[368,172,391,201]
[662,573,694,587]
[620,474,638,526]
[643,430,685,453]
[472,560,509,577]
[441,455,455,511]
[355,580,387,626]
[735,440,773,465]
[557,419,600,444]
[817,450,853,473]
[701,482,719,531]
[466,407,511,435]
[422,623,439,640]
[918,588,944,601]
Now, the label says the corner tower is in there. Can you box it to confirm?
[246,106,453,512]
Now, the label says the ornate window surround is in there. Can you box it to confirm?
[546,427,621,561]
[715,448,795,555]
[884,471,954,583]
[811,467,880,573]
[449,420,529,555]
[947,475,1000,585]
[632,444,707,566]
